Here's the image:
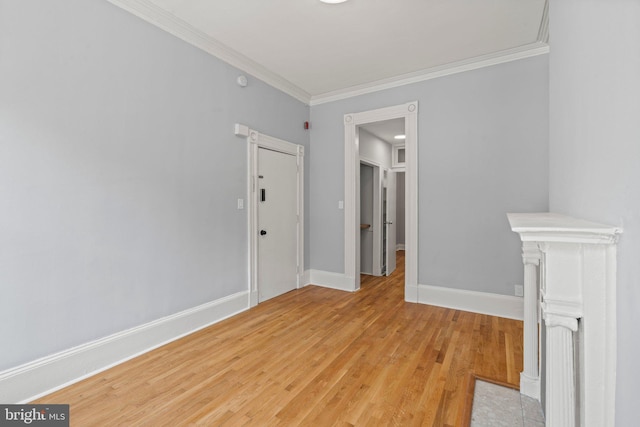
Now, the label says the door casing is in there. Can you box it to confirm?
[344,102,418,300]
[247,129,304,307]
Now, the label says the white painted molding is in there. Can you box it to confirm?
[305,269,356,292]
[301,269,311,287]
[508,212,621,244]
[405,284,419,303]
[358,155,383,168]
[0,291,249,404]
[537,0,550,44]
[234,123,250,137]
[392,144,406,169]
[545,314,578,427]
[248,130,304,156]
[520,374,541,401]
[107,0,548,107]
[344,102,418,300]
[509,212,621,426]
[520,241,541,400]
[417,284,524,321]
[106,0,311,104]
[404,104,419,303]
[310,42,549,105]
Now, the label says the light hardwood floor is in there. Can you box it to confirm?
[35,251,523,426]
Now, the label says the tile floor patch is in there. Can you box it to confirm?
[470,380,545,427]
[521,394,545,422]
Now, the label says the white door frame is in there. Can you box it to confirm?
[344,102,418,301]
[246,128,304,308]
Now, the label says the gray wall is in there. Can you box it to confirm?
[0,0,309,371]
[309,55,549,295]
[548,1,640,424]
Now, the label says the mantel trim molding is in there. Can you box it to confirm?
[508,212,621,427]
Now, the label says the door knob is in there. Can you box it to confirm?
[260,230,267,236]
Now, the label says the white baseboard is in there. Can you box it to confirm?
[417,284,523,320]
[405,283,419,303]
[305,269,356,292]
[396,244,405,251]
[301,270,311,288]
[520,373,541,400]
[0,291,249,403]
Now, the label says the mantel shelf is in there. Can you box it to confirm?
[507,212,622,244]
[508,211,620,427]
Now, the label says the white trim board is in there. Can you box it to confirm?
[0,291,249,404]
[417,284,524,321]
[106,0,548,106]
[344,102,418,301]
[303,273,523,320]
[310,43,549,105]
[304,269,356,293]
[106,0,310,104]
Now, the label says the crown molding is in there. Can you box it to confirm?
[106,0,312,104]
[309,42,549,106]
[107,0,549,107]
[537,0,550,44]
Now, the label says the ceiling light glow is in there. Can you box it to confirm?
[394,134,406,140]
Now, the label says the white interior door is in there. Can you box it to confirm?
[257,147,298,301]
[385,170,397,276]
[360,163,374,275]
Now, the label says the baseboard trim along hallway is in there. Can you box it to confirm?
[0,291,249,403]
[304,269,355,292]
[418,284,524,321]
[307,269,524,320]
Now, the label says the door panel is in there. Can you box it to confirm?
[257,148,298,301]
[385,170,397,276]
[360,163,374,274]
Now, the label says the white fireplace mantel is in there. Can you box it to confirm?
[508,212,622,427]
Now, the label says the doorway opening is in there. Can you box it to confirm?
[357,122,404,279]
[343,102,418,301]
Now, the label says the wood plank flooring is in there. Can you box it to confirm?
[34,251,523,426]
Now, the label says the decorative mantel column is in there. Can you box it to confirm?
[520,241,541,399]
[508,213,621,427]
[544,312,578,427]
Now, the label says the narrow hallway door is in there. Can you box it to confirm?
[385,170,397,276]
[257,147,298,302]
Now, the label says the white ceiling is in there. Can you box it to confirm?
[109,0,548,104]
